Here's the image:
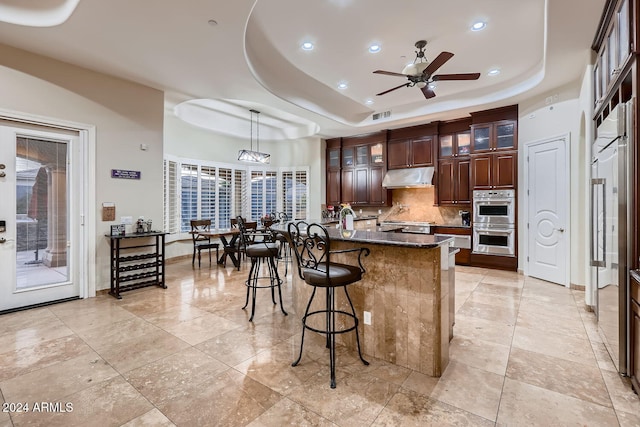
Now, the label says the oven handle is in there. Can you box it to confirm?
[475,229,513,236]
[474,199,514,205]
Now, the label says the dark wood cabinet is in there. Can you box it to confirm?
[435,119,472,207]
[439,131,471,158]
[387,123,437,170]
[470,151,516,190]
[387,136,434,169]
[326,138,342,206]
[471,120,517,153]
[326,169,341,206]
[438,158,471,205]
[333,132,390,207]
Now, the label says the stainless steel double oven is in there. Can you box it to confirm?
[472,189,516,256]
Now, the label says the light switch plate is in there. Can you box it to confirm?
[363,311,372,325]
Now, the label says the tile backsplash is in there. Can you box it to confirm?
[361,187,464,225]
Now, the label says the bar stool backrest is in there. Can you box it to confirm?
[288,221,331,282]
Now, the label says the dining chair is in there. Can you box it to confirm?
[190,219,219,268]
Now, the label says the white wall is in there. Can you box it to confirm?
[517,66,594,304]
[0,43,164,292]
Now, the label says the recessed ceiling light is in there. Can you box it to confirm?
[338,82,348,89]
[365,99,374,105]
[301,41,314,51]
[471,21,486,31]
[487,68,501,76]
[368,44,381,53]
[207,19,218,26]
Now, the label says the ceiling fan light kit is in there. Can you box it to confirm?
[373,40,480,99]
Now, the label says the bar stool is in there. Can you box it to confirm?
[274,212,292,276]
[288,221,370,388]
[237,216,288,322]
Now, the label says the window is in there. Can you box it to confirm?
[180,164,198,232]
[163,159,178,234]
[163,156,308,240]
[249,170,278,221]
[282,169,308,220]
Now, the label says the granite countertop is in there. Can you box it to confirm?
[271,222,452,249]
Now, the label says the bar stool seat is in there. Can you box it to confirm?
[288,221,370,388]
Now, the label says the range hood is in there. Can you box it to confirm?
[381,167,434,189]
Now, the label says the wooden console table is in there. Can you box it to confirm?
[106,231,168,299]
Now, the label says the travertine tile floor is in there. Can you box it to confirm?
[1,261,639,426]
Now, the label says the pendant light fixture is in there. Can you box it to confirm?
[238,109,270,164]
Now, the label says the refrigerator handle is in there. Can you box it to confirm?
[591,178,605,267]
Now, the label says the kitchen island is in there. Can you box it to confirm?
[272,223,454,377]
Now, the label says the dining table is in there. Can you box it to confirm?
[191,228,241,268]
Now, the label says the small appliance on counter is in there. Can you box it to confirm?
[460,210,471,226]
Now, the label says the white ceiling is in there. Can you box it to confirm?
[0,0,606,140]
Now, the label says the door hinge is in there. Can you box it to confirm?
[527,223,529,229]
[527,256,529,262]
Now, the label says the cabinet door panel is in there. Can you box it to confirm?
[369,167,385,205]
[326,169,341,205]
[438,160,455,204]
[388,140,409,169]
[493,152,516,189]
[495,122,516,150]
[471,155,492,189]
[328,148,340,169]
[341,169,354,203]
[439,135,454,157]
[456,159,471,204]
[471,125,491,152]
[354,168,369,204]
[412,137,433,166]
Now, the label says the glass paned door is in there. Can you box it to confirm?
[0,125,80,312]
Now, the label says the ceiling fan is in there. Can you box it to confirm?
[373,40,480,99]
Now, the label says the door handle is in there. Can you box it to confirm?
[555,228,565,232]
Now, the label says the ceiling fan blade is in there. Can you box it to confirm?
[422,51,454,77]
[432,73,481,81]
[376,83,410,96]
[373,70,409,77]
[421,86,436,99]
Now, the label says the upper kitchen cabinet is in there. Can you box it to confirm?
[470,105,518,153]
[439,131,471,158]
[435,118,472,206]
[469,105,518,190]
[470,121,516,153]
[340,132,390,207]
[593,0,632,110]
[326,138,342,206]
[387,123,437,169]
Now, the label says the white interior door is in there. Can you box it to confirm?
[0,124,81,312]
[526,137,569,285]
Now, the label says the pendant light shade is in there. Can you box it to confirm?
[238,109,270,164]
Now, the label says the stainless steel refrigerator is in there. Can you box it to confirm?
[591,98,634,375]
